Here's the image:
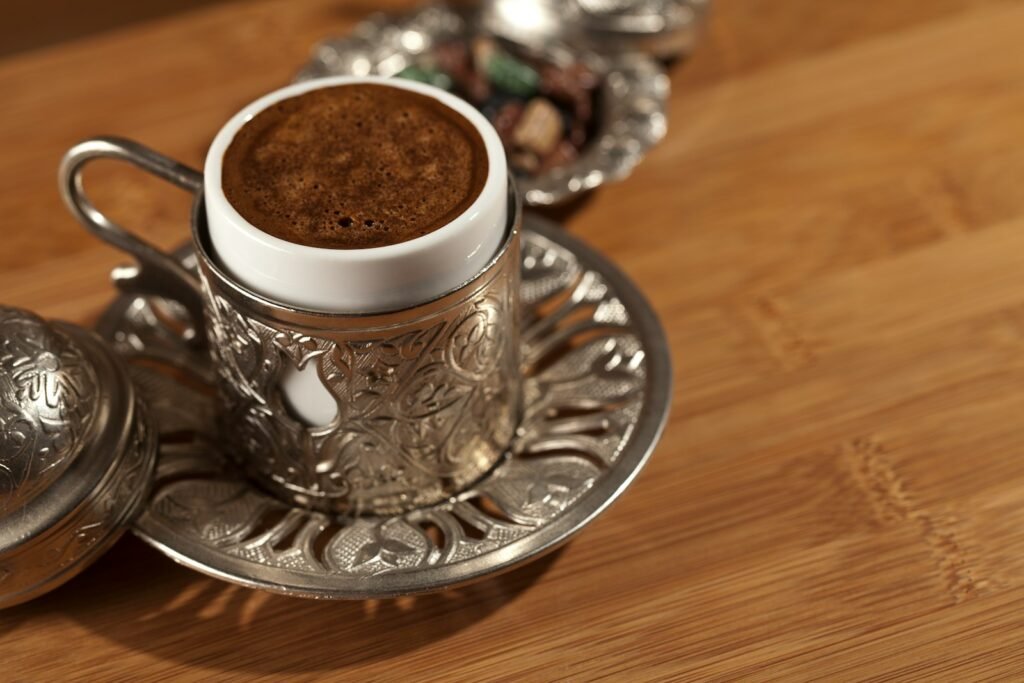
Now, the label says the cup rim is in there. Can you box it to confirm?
[190,181,521,323]
[203,75,508,265]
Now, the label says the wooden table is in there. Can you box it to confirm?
[4,0,1024,679]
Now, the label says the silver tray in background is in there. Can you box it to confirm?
[295,5,669,207]
[481,0,712,60]
[96,214,672,599]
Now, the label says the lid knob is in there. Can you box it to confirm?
[1,307,99,515]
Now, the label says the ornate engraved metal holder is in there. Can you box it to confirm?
[97,214,672,598]
[195,208,521,515]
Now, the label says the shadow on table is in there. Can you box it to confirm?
[4,534,563,673]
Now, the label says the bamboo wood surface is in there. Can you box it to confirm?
[4,0,1024,680]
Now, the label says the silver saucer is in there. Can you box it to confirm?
[96,214,671,599]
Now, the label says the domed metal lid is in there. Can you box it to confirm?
[0,306,156,608]
[480,0,711,60]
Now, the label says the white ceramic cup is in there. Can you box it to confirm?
[203,76,509,424]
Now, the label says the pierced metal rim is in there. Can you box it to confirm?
[100,215,671,598]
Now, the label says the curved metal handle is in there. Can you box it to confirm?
[59,136,206,343]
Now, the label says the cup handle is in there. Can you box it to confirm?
[59,136,206,343]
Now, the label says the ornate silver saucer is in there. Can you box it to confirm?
[96,214,671,599]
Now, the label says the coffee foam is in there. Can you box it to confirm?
[221,83,488,249]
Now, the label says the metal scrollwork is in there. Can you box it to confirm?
[0,396,156,607]
[196,237,520,515]
[0,308,98,514]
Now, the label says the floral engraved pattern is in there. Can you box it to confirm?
[198,257,520,514]
[0,398,155,606]
[0,308,98,514]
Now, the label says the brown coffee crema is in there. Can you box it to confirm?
[221,84,488,249]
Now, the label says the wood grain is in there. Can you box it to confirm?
[4,0,1024,679]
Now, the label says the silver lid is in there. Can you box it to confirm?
[480,0,711,60]
[0,306,156,608]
